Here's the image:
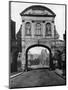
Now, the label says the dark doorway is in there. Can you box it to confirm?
[25,44,52,71]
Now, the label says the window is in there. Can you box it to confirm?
[35,23,42,36]
[25,22,31,36]
[46,23,51,36]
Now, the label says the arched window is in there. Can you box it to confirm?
[25,22,31,36]
[35,23,42,36]
[46,23,51,36]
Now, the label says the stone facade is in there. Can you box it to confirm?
[18,5,64,70]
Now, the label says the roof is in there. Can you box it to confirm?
[20,5,56,17]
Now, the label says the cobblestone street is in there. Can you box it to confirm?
[10,69,65,88]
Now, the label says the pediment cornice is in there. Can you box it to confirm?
[20,5,56,17]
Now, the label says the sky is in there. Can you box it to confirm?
[28,47,49,54]
[11,2,65,40]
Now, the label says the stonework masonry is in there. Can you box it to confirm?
[18,5,64,70]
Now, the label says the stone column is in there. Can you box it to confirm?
[22,20,25,39]
[51,21,54,38]
[21,20,26,70]
[22,43,26,71]
[42,21,45,38]
[31,20,35,38]
[45,21,47,37]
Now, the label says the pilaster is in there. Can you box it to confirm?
[31,20,35,38]
[42,21,45,38]
[51,21,54,38]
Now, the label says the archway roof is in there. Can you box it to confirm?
[20,5,56,17]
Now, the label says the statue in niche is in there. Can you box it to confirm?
[25,22,31,35]
[35,23,41,36]
[46,23,51,36]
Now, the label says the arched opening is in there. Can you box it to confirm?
[25,44,52,71]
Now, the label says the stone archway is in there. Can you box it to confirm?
[25,44,53,71]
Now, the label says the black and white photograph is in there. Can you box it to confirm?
[9,1,66,89]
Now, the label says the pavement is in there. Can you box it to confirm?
[10,69,66,88]
[10,72,23,78]
[55,69,66,79]
[28,64,49,68]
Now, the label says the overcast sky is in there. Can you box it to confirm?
[29,47,49,54]
[11,2,65,40]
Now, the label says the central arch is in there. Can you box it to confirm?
[25,44,53,71]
